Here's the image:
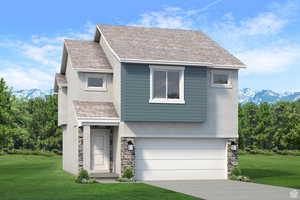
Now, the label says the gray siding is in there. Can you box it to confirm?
[121,63,207,122]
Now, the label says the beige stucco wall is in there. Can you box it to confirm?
[62,57,80,174]
[75,72,113,102]
[120,69,239,139]
[99,36,121,116]
[112,126,121,174]
[58,87,67,126]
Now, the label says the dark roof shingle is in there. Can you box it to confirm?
[97,25,245,68]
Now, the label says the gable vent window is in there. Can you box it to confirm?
[86,74,107,91]
[211,70,232,88]
[150,66,185,104]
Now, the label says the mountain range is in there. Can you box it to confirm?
[13,89,54,99]
[12,88,300,104]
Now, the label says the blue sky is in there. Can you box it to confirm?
[0,0,300,92]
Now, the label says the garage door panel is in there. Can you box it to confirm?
[135,138,227,181]
[136,149,225,160]
[135,169,227,181]
[136,138,225,150]
[136,159,225,170]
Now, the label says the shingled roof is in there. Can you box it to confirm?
[63,39,112,71]
[73,101,118,119]
[54,73,67,92]
[96,24,245,68]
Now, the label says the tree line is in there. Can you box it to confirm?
[0,76,300,152]
[0,78,62,151]
[239,101,300,150]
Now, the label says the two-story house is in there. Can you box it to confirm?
[54,25,246,181]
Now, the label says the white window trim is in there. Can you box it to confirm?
[149,65,185,104]
[85,74,107,91]
[210,70,232,88]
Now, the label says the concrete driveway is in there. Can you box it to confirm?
[145,180,299,200]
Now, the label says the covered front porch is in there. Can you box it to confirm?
[73,101,123,179]
[78,126,120,178]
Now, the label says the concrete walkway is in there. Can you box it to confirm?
[145,180,299,200]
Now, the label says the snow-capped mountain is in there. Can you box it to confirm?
[12,88,300,103]
[13,89,53,99]
[239,88,300,104]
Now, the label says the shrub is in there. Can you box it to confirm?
[117,177,134,182]
[122,168,134,179]
[52,149,62,155]
[230,167,242,176]
[242,148,300,156]
[5,149,56,157]
[230,175,250,182]
[75,169,90,183]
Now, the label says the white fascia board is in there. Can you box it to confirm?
[73,68,113,73]
[77,117,120,127]
[121,58,246,69]
[96,25,121,62]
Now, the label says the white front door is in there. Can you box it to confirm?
[91,129,110,172]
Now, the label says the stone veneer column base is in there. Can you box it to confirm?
[121,137,135,176]
[227,139,238,176]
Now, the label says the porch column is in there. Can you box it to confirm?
[82,125,91,172]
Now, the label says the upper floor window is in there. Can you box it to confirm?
[149,66,185,104]
[86,74,107,91]
[211,70,232,88]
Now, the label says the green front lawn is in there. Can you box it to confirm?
[0,155,201,200]
[239,154,300,189]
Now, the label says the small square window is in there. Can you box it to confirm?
[213,74,228,84]
[88,77,103,87]
[85,74,106,91]
[211,71,232,88]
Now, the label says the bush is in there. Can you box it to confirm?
[230,175,250,182]
[230,167,242,176]
[117,177,134,182]
[122,168,134,179]
[4,149,56,157]
[52,149,62,155]
[75,169,90,183]
[242,148,300,156]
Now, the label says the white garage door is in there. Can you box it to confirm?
[135,138,227,181]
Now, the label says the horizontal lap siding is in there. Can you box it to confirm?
[121,63,207,122]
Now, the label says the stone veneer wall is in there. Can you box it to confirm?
[78,128,84,170]
[227,139,238,175]
[121,137,135,175]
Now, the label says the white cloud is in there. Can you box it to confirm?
[238,46,300,74]
[0,66,53,90]
[241,12,288,36]
[131,1,299,75]
[130,7,196,29]
[0,21,95,90]
[199,0,223,12]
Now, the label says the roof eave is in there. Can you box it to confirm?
[120,58,246,69]
[77,117,120,127]
[73,68,113,73]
